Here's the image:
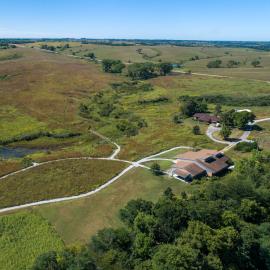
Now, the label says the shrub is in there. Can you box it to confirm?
[207,59,222,68]
[192,125,200,135]
[102,59,125,73]
[220,124,232,139]
[138,96,169,105]
[116,120,139,137]
[180,99,207,117]
[172,114,183,124]
[150,163,162,175]
[127,63,156,80]
[235,141,259,152]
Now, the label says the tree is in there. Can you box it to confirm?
[227,60,240,68]
[207,59,222,68]
[102,59,125,73]
[221,110,235,126]
[251,59,261,67]
[220,124,232,139]
[180,100,197,117]
[214,104,222,115]
[157,63,173,76]
[22,157,33,168]
[180,99,207,117]
[32,251,60,270]
[127,63,155,80]
[233,111,255,129]
[116,120,139,136]
[91,228,132,253]
[119,199,153,227]
[192,125,200,135]
[172,114,183,124]
[85,52,95,60]
[151,163,162,176]
[239,199,266,223]
[152,244,201,270]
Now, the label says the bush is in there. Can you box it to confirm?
[192,125,200,135]
[102,59,125,73]
[172,114,183,124]
[138,96,169,105]
[235,141,259,152]
[150,163,162,175]
[127,63,156,80]
[180,99,207,117]
[207,59,222,68]
[116,120,139,137]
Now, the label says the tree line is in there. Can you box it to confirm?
[102,60,173,79]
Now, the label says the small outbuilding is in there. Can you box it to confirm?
[193,113,219,124]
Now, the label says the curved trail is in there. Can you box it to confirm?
[1,118,270,213]
[206,118,270,152]
[0,129,191,213]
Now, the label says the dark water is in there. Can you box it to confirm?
[0,146,39,159]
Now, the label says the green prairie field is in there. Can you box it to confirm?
[0,159,127,208]
[0,211,64,270]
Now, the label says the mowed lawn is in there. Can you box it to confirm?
[0,211,64,270]
[0,159,127,208]
[36,167,195,245]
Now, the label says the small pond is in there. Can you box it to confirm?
[0,146,41,159]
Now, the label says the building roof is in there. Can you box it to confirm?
[175,149,230,178]
[194,113,219,123]
[173,168,191,179]
[174,160,206,178]
[197,159,229,175]
[176,149,219,160]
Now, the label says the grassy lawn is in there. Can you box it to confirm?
[0,211,64,270]
[0,159,127,208]
[144,160,174,171]
[213,128,244,141]
[36,167,193,245]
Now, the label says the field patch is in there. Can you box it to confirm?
[0,211,64,270]
[37,167,194,244]
[0,159,127,208]
[0,106,47,143]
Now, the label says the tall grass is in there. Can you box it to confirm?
[0,211,64,270]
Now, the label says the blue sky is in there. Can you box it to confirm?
[1,0,269,40]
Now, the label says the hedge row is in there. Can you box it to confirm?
[0,131,81,145]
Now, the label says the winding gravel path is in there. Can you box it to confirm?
[206,118,270,152]
[1,112,270,213]
[0,130,191,213]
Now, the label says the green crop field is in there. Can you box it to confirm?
[0,211,64,270]
[0,159,127,208]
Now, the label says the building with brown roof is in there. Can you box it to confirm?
[193,113,219,124]
[171,149,230,181]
